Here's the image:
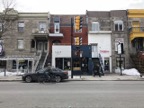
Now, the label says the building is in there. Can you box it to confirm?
[0,8,50,73]
[86,10,129,73]
[50,15,88,76]
[128,9,144,73]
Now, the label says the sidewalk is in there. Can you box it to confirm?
[0,73,144,82]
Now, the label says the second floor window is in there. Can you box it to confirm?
[114,20,124,31]
[17,39,24,49]
[54,23,60,33]
[18,22,25,32]
[54,16,60,33]
[0,23,2,32]
[92,22,100,31]
[39,22,46,32]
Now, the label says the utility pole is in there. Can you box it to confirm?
[71,18,73,78]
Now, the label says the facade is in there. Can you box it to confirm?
[1,8,143,75]
[87,10,129,73]
[128,9,144,73]
[0,9,50,73]
[50,15,88,75]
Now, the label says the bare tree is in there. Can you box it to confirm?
[0,0,18,39]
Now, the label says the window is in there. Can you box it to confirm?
[92,22,100,31]
[0,23,2,32]
[31,39,35,48]
[18,22,25,32]
[17,39,24,49]
[54,23,60,33]
[114,20,124,31]
[54,16,60,33]
[39,22,46,32]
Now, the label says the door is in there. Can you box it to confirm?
[37,42,47,53]
[104,58,110,73]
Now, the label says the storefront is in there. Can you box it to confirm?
[0,57,34,73]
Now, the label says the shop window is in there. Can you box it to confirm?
[12,60,16,69]
[64,58,71,70]
[73,58,81,71]
[56,58,63,69]
[116,57,125,69]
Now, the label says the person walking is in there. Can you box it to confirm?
[95,63,101,77]
[88,58,94,75]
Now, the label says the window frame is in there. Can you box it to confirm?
[54,22,60,33]
[92,22,100,31]
[39,22,46,32]
[17,39,24,50]
[18,21,25,32]
[114,20,124,31]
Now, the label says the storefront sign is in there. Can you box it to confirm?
[100,50,109,53]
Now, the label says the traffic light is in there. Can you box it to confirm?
[79,37,82,45]
[75,37,79,45]
[74,16,83,30]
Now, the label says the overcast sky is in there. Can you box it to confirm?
[1,0,144,14]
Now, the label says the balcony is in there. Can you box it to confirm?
[129,27,144,41]
[32,28,49,40]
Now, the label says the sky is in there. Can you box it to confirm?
[1,0,144,14]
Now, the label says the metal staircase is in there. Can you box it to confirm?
[36,52,47,71]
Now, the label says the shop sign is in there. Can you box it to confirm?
[100,50,109,53]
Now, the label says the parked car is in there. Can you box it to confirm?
[22,67,68,83]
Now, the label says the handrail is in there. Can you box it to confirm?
[42,52,48,68]
[34,51,42,72]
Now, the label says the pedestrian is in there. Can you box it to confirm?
[88,58,94,75]
[95,63,101,77]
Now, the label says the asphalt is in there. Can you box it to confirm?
[0,73,144,82]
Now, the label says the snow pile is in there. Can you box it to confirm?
[122,68,140,76]
[0,71,24,76]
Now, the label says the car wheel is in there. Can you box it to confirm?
[55,76,61,83]
[25,76,32,83]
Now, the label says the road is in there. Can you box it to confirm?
[0,81,144,108]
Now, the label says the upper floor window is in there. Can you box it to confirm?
[54,23,60,33]
[39,22,46,32]
[92,22,100,31]
[54,17,60,33]
[17,39,24,50]
[0,23,2,32]
[18,22,25,32]
[114,20,124,31]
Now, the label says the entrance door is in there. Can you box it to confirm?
[104,58,110,73]
[37,42,47,53]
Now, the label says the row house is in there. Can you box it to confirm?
[128,9,144,73]
[86,10,129,73]
[49,15,88,75]
[0,9,50,73]
[1,8,144,75]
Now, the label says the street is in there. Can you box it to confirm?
[0,81,144,108]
